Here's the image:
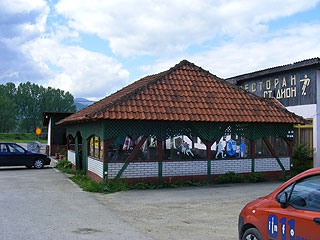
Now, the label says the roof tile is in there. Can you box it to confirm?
[59,60,304,125]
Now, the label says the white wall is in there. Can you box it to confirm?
[88,157,104,178]
[108,158,290,179]
[48,118,51,155]
[68,150,75,165]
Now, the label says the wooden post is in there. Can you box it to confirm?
[282,137,294,157]
[201,138,216,184]
[114,136,147,181]
[282,137,294,170]
[157,140,163,184]
[75,135,79,170]
[251,140,255,173]
[102,137,117,182]
[81,136,88,173]
[263,137,286,175]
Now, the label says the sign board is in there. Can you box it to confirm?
[35,128,41,135]
[239,68,317,107]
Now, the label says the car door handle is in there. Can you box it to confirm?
[314,218,320,225]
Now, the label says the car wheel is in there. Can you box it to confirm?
[242,228,263,240]
[34,159,44,169]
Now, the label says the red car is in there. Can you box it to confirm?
[239,168,320,240]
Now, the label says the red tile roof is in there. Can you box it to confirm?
[58,60,304,125]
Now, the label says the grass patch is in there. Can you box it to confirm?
[56,160,269,194]
[71,173,105,192]
[55,159,77,174]
[0,133,47,143]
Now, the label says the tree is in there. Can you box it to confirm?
[0,95,17,132]
[0,83,17,132]
[15,82,41,132]
[0,82,76,133]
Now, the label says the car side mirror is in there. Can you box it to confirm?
[280,192,288,208]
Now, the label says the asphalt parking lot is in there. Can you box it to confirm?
[0,166,150,240]
[94,181,282,240]
[0,165,283,240]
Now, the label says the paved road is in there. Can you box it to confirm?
[0,166,151,240]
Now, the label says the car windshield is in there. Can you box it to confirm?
[8,144,25,153]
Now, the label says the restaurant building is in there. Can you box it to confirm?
[58,60,304,183]
[227,58,320,167]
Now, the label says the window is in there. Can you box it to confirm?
[108,136,156,162]
[289,175,320,211]
[277,175,320,212]
[88,135,103,160]
[163,136,206,160]
[276,183,294,202]
[7,144,25,153]
[0,144,8,152]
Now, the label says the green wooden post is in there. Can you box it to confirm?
[75,135,79,170]
[82,136,88,174]
[202,138,215,184]
[251,140,255,173]
[157,140,163,184]
[207,160,211,183]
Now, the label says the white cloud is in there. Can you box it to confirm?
[55,0,320,57]
[139,23,320,78]
[0,0,49,84]
[0,0,47,14]
[0,0,128,99]
[22,37,129,98]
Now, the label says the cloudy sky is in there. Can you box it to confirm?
[1,0,320,100]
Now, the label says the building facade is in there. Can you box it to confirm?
[227,58,320,167]
[42,112,73,156]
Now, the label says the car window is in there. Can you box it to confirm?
[7,144,25,153]
[0,144,8,152]
[289,174,320,212]
[276,183,294,202]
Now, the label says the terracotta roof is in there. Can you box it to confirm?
[58,60,304,125]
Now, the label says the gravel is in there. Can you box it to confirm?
[94,181,282,240]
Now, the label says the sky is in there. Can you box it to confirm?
[1,0,320,100]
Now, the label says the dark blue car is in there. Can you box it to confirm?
[0,142,51,168]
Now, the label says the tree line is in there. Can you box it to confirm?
[0,82,76,133]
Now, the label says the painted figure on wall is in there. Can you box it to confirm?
[184,142,194,157]
[215,141,224,159]
[238,141,247,158]
[226,139,236,156]
[181,141,186,154]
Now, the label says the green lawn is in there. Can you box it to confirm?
[0,133,47,144]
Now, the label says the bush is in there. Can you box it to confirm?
[292,144,313,175]
[59,148,67,156]
[56,159,72,169]
[215,171,245,184]
[248,172,266,183]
